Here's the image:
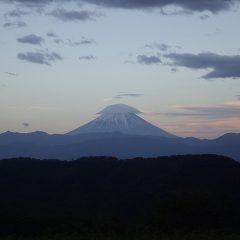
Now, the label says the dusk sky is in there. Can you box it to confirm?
[1,0,240,139]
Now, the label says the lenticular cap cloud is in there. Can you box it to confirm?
[97,104,141,114]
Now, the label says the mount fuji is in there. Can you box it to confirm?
[0,104,239,160]
[67,104,177,138]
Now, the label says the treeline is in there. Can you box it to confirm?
[0,154,240,238]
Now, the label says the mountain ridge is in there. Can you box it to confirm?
[0,131,239,161]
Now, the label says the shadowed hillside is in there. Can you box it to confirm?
[0,154,240,239]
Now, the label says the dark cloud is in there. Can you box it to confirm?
[67,38,95,46]
[137,55,161,65]
[113,92,144,99]
[46,33,64,44]
[171,68,178,72]
[79,55,96,60]
[46,32,57,38]
[164,52,240,79]
[236,95,240,100]
[77,39,95,45]
[3,21,27,28]
[49,8,96,21]
[145,43,170,52]
[3,0,239,13]
[22,122,30,127]
[200,14,210,20]
[6,9,30,17]
[17,34,44,45]
[81,0,238,13]
[5,72,17,76]
[18,51,63,65]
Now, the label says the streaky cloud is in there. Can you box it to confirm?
[165,102,240,119]
[137,55,161,65]
[145,42,170,52]
[3,21,27,28]
[79,55,96,60]
[49,8,97,21]
[113,92,144,99]
[67,38,95,46]
[5,72,17,76]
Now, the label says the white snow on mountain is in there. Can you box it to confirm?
[67,104,177,138]
[97,104,141,114]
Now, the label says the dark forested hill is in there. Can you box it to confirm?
[0,154,240,236]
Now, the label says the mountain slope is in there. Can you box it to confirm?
[67,104,177,138]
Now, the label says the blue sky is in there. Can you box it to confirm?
[1,0,240,138]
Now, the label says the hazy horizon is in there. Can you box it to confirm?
[1,0,240,139]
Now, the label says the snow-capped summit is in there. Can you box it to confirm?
[98,104,141,114]
[67,104,177,138]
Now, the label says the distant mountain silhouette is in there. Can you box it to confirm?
[0,131,239,161]
[1,104,238,160]
[67,104,177,138]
